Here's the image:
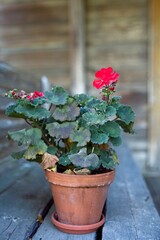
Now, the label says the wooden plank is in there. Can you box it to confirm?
[69,0,87,94]
[147,0,160,175]
[145,176,160,214]
[86,0,148,44]
[33,206,96,240]
[102,143,160,239]
[0,159,52,240]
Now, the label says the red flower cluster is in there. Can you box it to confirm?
[93,67,119,89]
[8,90,44,100]
[27,91,44,100]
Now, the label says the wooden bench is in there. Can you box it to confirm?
[0,63,160,240]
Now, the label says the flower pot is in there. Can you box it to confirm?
[45,170,115,234]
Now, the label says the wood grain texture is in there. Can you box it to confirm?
[102,144,160,240]
[86,0,148,173]
[0,0,71,88]
[0,143,159,239]
[33,207,95,240]
[0,158,51,240]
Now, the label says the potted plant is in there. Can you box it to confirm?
[5,67,135,234]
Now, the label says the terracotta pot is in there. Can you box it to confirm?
[45,170,115,232]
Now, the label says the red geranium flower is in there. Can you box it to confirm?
[93,67,119,89]
[27,91,44,100]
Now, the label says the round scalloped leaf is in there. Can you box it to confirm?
[27,97,46,107]
[91,130,109,144]
[53,99,80,121]
[8,128,43,146]
[47,146,57,155]
[99,150,116,169]
[110,136,122,146]
[45,86,68,105]
[14,104,51,120]
[82,110,107,126]
[86,98,107,111]
[24,141,47,159]
[5,104,25,118]
[46,122,77,139]
[74,93,90,105]
[70,127,91,146]
[117,105,135,124]
[100,121,121,137]
[69,149,99,169]
[59,155,71,166]
[116,120,134,134]
[105,106,116,118]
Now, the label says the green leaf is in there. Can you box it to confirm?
[110,136,122,146]
[111,96,121,109]
[15,104,51,120]
[99,150,116,169]
[117,105,135,124]
[8,128,43,146]
[59,155,71,166]
[105,106,116,118]
[112,151,119,164]
[27,97,46,107]
[69,148,99,169]
[116,120,134,134]
[5,104,24,118]
[82,110,107,126]
[46,122,77,139]
[47,146,57,155]
[8,129,29,145]
[12,149,26,159]
[112,96,122,102]
[24,141,47,159]
[86,98,107,111]
[70,128,91,146]
[74,93,90,105]
[53,99,80,121]
[45,86,68,105]
[100,121,121,137]
[91,130,109,144]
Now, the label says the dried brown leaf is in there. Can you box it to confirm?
[41,153,59,170]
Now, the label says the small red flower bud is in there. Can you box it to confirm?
[109,87,115,91]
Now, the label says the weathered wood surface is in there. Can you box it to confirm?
[0,158,52,240]
[33,207,95,240]
[0,0,70,88]
[0,143,155,240]
[102,144,160,240]
[145,176,160,215]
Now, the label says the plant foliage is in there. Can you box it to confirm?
[5,67,135,173]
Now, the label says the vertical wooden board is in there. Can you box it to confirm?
[86,0,148,174]
[147,0,160,174]
[102,144,160,239]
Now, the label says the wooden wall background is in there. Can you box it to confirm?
[0,0,148,172]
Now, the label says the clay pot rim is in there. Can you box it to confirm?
[51,212,105,232]
[45,169,115,178]
[45,169,115,187]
